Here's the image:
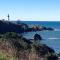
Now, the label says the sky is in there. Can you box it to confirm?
[0,0,60,21]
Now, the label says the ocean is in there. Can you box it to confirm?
[22,21,60,54]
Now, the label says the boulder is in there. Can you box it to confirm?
[34,34,42,40]
[46,28,54,31]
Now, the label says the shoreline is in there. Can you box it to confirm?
[0,20,59,60]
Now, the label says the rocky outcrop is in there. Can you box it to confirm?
[34,34,42,40]
[0,20,54,34]
[25,26,54,32]
[43,27,54,31]
[0,20,30,33]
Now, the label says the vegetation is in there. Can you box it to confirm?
[0,32,58,60]
[0,20,57,60]
[0,51,16,60]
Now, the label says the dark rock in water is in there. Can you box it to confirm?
[46,28,54,30]
[42,26,54,31]
[34,34,42,40]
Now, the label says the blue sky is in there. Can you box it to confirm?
[0,0,60,21]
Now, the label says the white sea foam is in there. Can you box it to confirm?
[45,38,60,40]
[54,29,60,31]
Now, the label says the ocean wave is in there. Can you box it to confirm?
[54,29,60,31]
[45,38,60,40]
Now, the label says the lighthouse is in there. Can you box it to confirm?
[8,14,10,21]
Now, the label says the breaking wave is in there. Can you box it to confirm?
[54,29,60,31]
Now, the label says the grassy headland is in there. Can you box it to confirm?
[0,20,58,60]
[0,32,58,60]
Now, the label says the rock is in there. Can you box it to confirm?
[47,55,58,60]
[46,28,54,31]
[42,26,54,31]
[34,34,42,40]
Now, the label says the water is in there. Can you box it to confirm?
[22,21,60,53]
[22,21,60,29]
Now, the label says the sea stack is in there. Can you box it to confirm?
[34,34,42,40]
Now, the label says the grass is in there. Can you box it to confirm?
[0,32,58,60]
[0,49,16,60]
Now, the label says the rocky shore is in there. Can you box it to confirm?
[0,20,58,60]
[0,32,58,60]
[0,20,54,33]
